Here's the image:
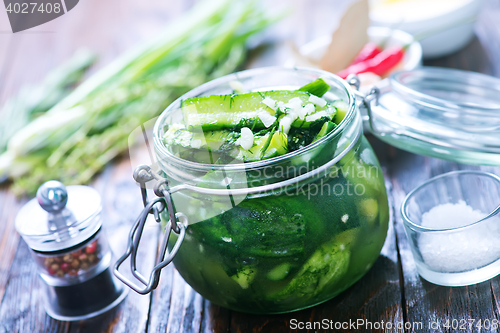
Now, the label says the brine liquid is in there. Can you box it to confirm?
[169,137,390,314]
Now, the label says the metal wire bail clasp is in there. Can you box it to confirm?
[114,165,187,294]
[346,74,384,136]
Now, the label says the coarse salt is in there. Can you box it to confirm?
[262,97,277,110]
[191,139,202,149]
[308,95,327,107]
[305,110,328,122]
[418,200,500,273]
[258,111,276,128]
[279,116,293,135]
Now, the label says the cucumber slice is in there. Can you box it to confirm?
[298,78,330,97]
[358,198,379,227]
[333,100,349,125]
[290,106,336,129]
[231,266,257,289]
[232,131,288,162]
[163,124,287,163]
[267,263,291,281]
[269,235,350,302]
[312,121,336,142]
[163,125,237,151]
[182,90,328,131]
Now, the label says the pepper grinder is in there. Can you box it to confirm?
[15,181,128,321]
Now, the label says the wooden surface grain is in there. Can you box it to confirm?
[1,0,500,332]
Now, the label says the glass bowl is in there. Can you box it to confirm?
[401,170,500,286]
[152,67,390,313]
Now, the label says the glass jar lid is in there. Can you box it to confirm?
[365,67,500,165]
[15,181,102,252]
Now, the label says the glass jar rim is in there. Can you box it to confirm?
[401,170,500,233]
[390,67,500,116]
[153,67,357,174]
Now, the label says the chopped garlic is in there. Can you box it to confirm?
[262,97,277,110]
[279,116,293,135]
[258,111,277,128]
[287,97,303,108]
[293,106,307,120]
[285,97,307,119]
[286,109,299,122]
[191,139,202,149]
[305,110,328,122]
[303,103,316,117]
[308,95,327,107]
[239,127,254,150]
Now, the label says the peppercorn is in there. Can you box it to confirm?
[42,239,102,278]
[68,269,79,276]
[60,262,71,273]
[71,259,80,269]
[86,241,97,254]
[88,254,97,263]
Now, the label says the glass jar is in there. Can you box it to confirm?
[149,68,390,314]
[116,67,389,314]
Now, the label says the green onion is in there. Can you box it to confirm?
[0,50,95,153]
[0,0,279,196]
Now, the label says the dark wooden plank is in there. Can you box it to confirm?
[0,240,64,333]
[0,192,21,303]
[200,301,232,333]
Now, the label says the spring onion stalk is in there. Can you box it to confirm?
[0,50,95,153]
[0,0,278,196]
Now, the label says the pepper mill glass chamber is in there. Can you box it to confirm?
[15,181,128,321]
[115,67,390,314]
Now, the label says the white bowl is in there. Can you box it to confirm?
[369,0,483,59]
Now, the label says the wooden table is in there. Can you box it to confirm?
[1,0,500,332]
